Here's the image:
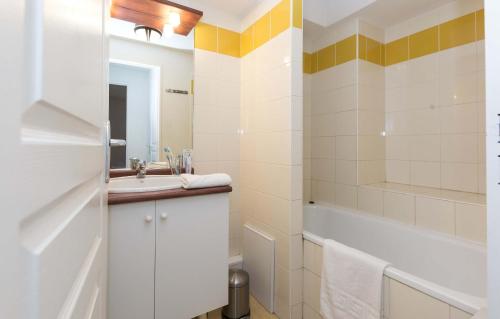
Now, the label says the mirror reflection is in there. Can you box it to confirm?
[108,23,194,169]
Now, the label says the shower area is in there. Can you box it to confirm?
[302,0,486,317]
[303,0,486,239]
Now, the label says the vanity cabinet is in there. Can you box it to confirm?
[108,193,229,319]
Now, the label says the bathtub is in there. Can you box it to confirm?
[302,204,487,316]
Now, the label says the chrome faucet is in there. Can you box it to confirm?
[129,157,141,170]
[136,161,147,179]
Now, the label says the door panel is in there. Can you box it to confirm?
[26,0,105,126]
[155,195,229,319]
[0,0,108,318]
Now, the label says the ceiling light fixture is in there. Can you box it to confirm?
[134,25,162,42]
[169,11,181,27]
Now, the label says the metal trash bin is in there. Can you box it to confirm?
[222,269,250,319]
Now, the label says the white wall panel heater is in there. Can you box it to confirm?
[242,224,275,313]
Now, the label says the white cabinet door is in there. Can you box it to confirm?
[155,194,229,319]
[108,202,156,319]
[0,1,108,318]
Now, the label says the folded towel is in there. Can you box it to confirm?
[320,239,389,319]
[181,173,232,189]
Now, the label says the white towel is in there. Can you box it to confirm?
[181,173,232,189]
[320,239,389,319]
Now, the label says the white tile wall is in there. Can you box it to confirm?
[357,183,486,242]
[385,41,486,194]
[194,49,242,257]
[241,28,303,319]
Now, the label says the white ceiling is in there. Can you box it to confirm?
[191,0,267,18]
[304,0,376,27]
[355,0,453,28]
[304,0,455,42]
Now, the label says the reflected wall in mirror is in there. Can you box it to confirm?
[108,33,193,169]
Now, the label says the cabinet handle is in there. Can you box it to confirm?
[160,213,168,220]
[144,215,153,223]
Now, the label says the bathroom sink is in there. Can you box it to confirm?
[108,175,183,193]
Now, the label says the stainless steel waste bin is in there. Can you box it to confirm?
[222,269,250,319]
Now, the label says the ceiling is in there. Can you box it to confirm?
[304,0,455,42]
[355,0,453,28]
[191,0,267,18]
[304,0,376,27]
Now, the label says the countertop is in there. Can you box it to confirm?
[108,185,232,205]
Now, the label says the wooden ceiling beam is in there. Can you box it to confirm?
[111,0,203,36]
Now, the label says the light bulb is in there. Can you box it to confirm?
[169,12,181,27]
[163,23,174,37]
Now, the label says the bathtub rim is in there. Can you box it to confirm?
[303,204,487,315]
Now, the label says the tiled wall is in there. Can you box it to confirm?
[385,5,485,194]
[303,240,474,319]
[240,28,303,318]
[357,22,386,187]
[193,49,241,256]
[304,18,386,208]
[239,0,303,316]
[358,183,487,242]
[194,0,304,318]
[303,0,486,226]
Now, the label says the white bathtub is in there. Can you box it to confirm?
[303,204,487,314]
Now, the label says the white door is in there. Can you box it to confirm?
[0,1,108,319]
[485,1,500,319]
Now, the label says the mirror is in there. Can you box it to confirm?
[108,26,194,169]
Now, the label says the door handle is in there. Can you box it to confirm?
[145,215,153,223]
[104,121,127,183]
[104,121,111,183]
[110,139,127,147]
[160,213,168,220]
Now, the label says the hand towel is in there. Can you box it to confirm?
[181,173,232,189]
[320,239,389,319]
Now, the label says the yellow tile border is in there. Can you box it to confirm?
[304,9,485,73]
[293,0,303,29]
[194,0,301,58]
[192,6,483,68]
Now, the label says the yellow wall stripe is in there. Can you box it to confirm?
[311,52,318,73]
[476,9,485,40]
[303,52,312,74]
[358,35,368,61]
[336,35,357,66]
[194,0,297,58]
[304,8,485,73]
[366,37,382,65]
[409,26,439,59]
[440,12,476,50]
[317,44,335,71]
[293,0,303,29]
[194,22,218,52]
[385,37,409,66]
[240,26,254,57]
[254,13,271,49]
[271,0,291,38]
[218,27,241,57]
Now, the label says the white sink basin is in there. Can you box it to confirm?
[108,175,183,193]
